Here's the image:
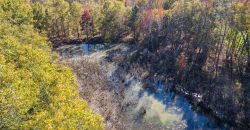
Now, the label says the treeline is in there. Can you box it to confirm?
[33,0,249,126]
[126,0,249,126]
[31,0,130,42]
[4,0,249,127]
[122,0,249,126]
[0,0,103,129]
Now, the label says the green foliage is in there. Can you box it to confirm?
[32,2,48,31]
[128,5,140,40]
[0,0,33,25]
[172,0,202,33]
[46,0,70,37]
[1,0,249,128]
[69,1,82,38]
[163,0,175,10]
[0,1,104,130]
[101,0,128,42]
[101,1,119,41]
[88,2,104,36]
[232,2,250,35]
[129,5,139,26]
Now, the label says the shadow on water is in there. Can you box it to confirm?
[123,76,229,130]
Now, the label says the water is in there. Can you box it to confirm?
[122,76,228,130]
[57,43,229,130]
[56,43,105,58]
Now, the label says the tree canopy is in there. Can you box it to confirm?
[0,0,104,129]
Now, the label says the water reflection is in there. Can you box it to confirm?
[123,76,228,130]
[57,44,230,130]
[57,43,105,58]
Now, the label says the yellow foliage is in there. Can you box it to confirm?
[0,0,104,129]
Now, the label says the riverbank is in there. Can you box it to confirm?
[55,43,238,129]
[102,43,247,129]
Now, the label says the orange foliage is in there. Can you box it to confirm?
[158,7,164,16]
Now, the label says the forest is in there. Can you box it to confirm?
[0,0,250,129]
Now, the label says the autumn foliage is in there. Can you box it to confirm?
[82,9,92,22]
[0,0,104,129]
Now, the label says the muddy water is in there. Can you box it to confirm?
[57,43,229,130]
[122,76,228,130]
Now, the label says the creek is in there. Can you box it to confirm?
[56,43,229,130]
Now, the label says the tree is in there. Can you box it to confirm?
[101,0,128,42]
[128,5,140,41]
[47,0,70,37]
[163,0,175,10]
[69,1,82,38]
[0,1,104,129]
[87,2,105,38]
[32,2,48,31]
[81,9,92,40]
[0,0,33,25]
